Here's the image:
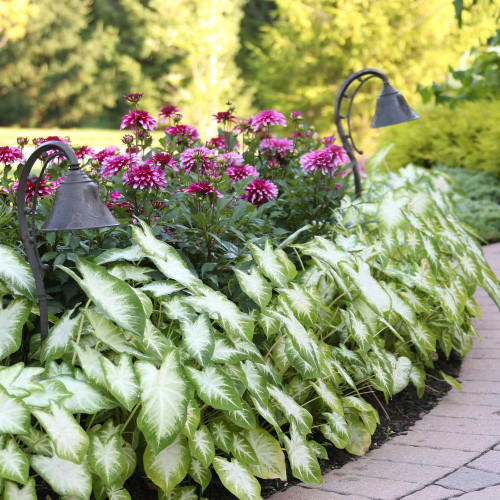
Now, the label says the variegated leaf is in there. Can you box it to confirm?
[162,295,197,322]
[209,419,233,453]
[186,364,242,411]
[257,309,280,338]
[0,244,36,301]
[345,415,371,456]
[140,280,183,298]
[234,266,272,309]
[132,221,202,290]
[377,190,407,232]
[322,412,349,449]
[94,245,145,265]
[410,364,426,398]
[0,298,31,362]
[0,386,30,434]
[3,477,37,499]
[88,430,126,487]
[186,286,254,341]
[169,486,198,500]
[142,319,173,361]
[22,378,71,409]
[240,360,269,405]
[283,428,322,484]
[189,456,211,492]
[0,438,29,484]
[31,453,92,499]
[180,314,214,366]
[136,349,191,452]
[227,400,257,430]
[32,401,89,463]
[246,428,286,480]
[410,322,436,352]
[40,309,81,362]
[231,433,258,465]
[108,263,152,283]
[249,239,294,288]
[311,379,344,415]
[213,457,262,500]
[278,284,319,327]
[268,385,312,434]
[393,356,412,394]
[100,354,140,411]
[181,398,200,439]
[18,426,51,456]
[343,309,372,351]
[59,258,145,335]
[189,425,215,468]
[309,440,328,459]
[84,310,144,358]
[73,344,107,388]
[143,435,190,495]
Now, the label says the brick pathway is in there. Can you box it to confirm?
[272,243,500,500]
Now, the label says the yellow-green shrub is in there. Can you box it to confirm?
[377,99,500,175]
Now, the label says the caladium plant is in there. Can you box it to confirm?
[0,164,499,500]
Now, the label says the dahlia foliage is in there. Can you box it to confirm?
[0,94,351,269]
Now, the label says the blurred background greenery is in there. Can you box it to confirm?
[0,0,498,140]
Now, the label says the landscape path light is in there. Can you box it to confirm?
[334,68,420,196]
[16,140,119,341]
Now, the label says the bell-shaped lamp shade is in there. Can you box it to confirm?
[371,83,419,128]
[42,167,119,231]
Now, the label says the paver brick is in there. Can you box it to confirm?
[429,403,500,420]
[459,381,500,394]
[469,450,500,474]
[270,486,371,500]
[443,392,500,405]
[401,484,463,499]
[337,458,452,484]
[436,466,500,492]
[467,350,500,360]
[304,474,420,500]
[390,430,499,452]
[367,443,476,468]
[456,484,500,499]
[461,359,500,370]
[411,415,500,437]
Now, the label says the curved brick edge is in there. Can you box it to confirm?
[271,242,500,500]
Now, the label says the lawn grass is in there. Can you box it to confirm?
[0,127,126,148]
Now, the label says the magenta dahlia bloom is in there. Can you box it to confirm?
[101,153,140,179]
[146,152,179,172]
[217,152,244,168]
[123,93,143,104]
[180,147,214,174]
[327,144,349,166]
[75,145,95,159]
[93,146,119,164]
[300,145,348,176]
[291,111,303,119]
[123,163,167,191]
[120,110,157,131]
[212,111,237,124]
[165,124,199,141]
[109,191,124,201]
[259,137,294,158]
[11,175,56,203]
[241,179,278,206]
[250,110,287,132]
[207,135,226,150]
[0,146,23,164]
[180,182,223,198]
[34,136,69,146]
[320,136,337,147]
[226,164,259,182]
[158,105,182,123]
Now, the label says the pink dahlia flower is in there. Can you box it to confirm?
[123,93,143,104]
[212,111,237,124]
[146,152,179,172]
[179,182,223,198]
[75,145,95,159]
[320,136,337,147]
[109,191,124,201]
[300,145,349,176]
[180,147,214,174]
[120,110,157,131]
[11,175,56,203]
[241,179,278,206]
[165,124,199,141]
[226,164,259,182]
[123,163,167,191]
[93,146,119,164]
[259,137,294,157]
[34,136,69,146]
[0,146,23,164]
[158,105,182,123]
[250,110,287,132]
[207,135,226,150]
[291,111,303,119]
[217,152,244,168]
[101,153,140,179]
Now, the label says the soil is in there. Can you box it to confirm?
[122,351,462,500]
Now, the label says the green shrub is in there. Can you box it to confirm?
[436,167,500,243]
[377,99,500,175]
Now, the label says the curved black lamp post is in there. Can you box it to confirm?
[334,68,420,196]
[16,140,119,341]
